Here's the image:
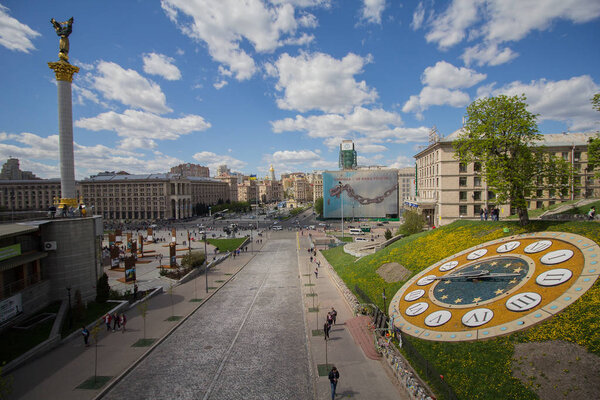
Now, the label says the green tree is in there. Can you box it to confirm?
[399,209,424,235]
[588,94,600,177]
[181,251,205,269]
[454,94,570,226]
[592,93,600,112]
[384,228,392,240]
[95,273,110,303]
[314,197,323,217]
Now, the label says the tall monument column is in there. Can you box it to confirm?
[48,17,79,208]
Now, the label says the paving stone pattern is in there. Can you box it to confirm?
[103,238,312,400]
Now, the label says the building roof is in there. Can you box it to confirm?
[187,176,225,183]
[0,223,40,239]
[83,173,180,182]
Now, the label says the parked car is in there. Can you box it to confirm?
[273,225,283,230]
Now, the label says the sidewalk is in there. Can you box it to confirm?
[6,239,265,400]
[297,233,408,400]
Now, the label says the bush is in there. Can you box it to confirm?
[384,228,392,240]
[398,210,425,236]
[181,251,206,269]
[96,273,110,303]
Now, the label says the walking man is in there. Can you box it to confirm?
[82,326,90,347]
[104,313,111,332]
[120,313,127,333]
[331,307,337,325]
[329,367,340,399]
[112,312,120,331]
[314,267,318,279]
[323,321,330,340]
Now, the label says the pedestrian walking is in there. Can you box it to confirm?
[588,206,596,220]
[133,283,139,301]
[331,307,337,325]
[112,312,120,331]
[323,321,330,340]
[327,312,333,326]
[120,313,127,333]
[104,313,111,332]
[310,256,313,263]
[329,367,340,400]
[314,267,318,279]
[82,326,90,346]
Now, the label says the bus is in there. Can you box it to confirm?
[349,228,364,235]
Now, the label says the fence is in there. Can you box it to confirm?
[400,332,459,400]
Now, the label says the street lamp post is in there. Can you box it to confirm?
[204,233,208,293]
[382,288,387,315]
[339,181,344,239]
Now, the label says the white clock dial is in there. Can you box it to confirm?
[467,249,488,260]
[439,261,459,272]
[496,241,520,253]
[417,275,437,286]
[405,302,429,316]
[540,249,574,265]
[536,268,573,286]
[424,310,452,327]
[505,292,542,312]
[524,240,552,254]
[404,289,425,302]
[462,308,494,327]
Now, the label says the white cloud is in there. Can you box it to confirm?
[411,2,426,30]
[388,155,414,169]
[272,149,321,163]
[423,0,600,67]
[161,0,325,81]
[361,0,386,24]
[484,75,600,131]
[142,52,182,80]
[213,80,228,89]
[0,5,40,53]
[92,61,172,114]
[272,106,401,138]
[462,42,518,67]
[403,86,470,116]
[192,151,247,171]
[269,52,377,114]
[0,131,181,179]
[425,0,482,49]
[75,109,211,148]
[421,61,486,89]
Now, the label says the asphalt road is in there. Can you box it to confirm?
[102,231,313,400]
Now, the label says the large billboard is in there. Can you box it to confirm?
[323,170,398,218]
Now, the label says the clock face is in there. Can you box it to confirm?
[389,232,600,341]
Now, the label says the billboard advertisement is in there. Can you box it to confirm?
[323,170,398,218]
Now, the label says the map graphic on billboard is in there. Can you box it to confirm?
[323,170,398,218]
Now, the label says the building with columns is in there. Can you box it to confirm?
[0,179,63,212]
[170,163,210,178]
[258,179,283,203]
[80,173,192,220]
[413,130,598,227]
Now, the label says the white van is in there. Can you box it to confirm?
[349,228,363,235]
[354,237,368,242]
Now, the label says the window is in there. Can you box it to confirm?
[474,204,482,214]
[459,205,467,215]
[459,163,467,173]
[488,191,496,200]
[474,176,481,187]
[549,189,556,197]
[473,191,481,201]
[562,152,569,161]
[536,201,543,209]
[459,177,467,187]
[474,162,481,172]
[536,189,543,198]
[459,191,467,201]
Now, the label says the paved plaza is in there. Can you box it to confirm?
[103,235,313,400]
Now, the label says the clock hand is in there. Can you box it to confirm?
[434,270,520,281]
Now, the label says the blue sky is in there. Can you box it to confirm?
[1,0,599,179]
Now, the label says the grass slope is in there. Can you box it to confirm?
[322,220,600,400]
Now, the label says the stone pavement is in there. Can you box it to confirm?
[7,231,407,400]
[298,234,407,400]
[6,239,262,400]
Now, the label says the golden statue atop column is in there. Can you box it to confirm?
[48,17,81,211]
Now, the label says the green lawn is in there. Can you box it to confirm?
[322,220,600,400]
[0,302,60,365]
[206,237,247,252]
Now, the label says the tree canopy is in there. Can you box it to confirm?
[454,94,572,226]
[314,197,323,217]
[588,94,600,177]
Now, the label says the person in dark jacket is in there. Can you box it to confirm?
[328,367,339,399]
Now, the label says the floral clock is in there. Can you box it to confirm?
[389,232,599,341]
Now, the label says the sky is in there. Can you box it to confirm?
[0,0,599,180]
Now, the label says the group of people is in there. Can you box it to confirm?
[81,311,127,347]
[479,207,500,221]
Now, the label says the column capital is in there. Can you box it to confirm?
[48,61,79,82]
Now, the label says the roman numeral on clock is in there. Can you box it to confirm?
[505,292,542,311]
[536,268,573,286]
[405,302,429,316]
[462,308,494,327]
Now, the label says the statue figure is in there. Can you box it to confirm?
[51,17,74,62]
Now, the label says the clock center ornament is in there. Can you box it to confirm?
[389,232,599,341]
